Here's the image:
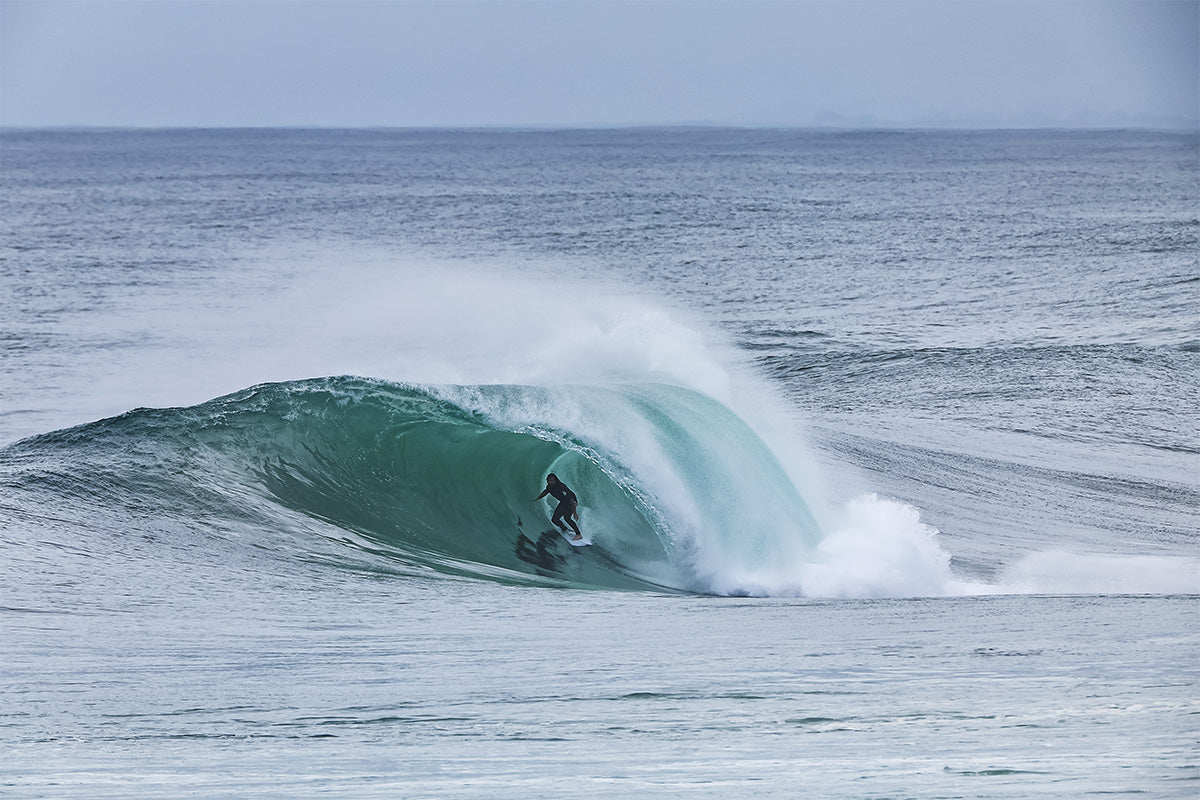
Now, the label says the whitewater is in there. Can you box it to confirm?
[1,128,1197,797]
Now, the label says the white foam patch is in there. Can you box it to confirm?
[794,494,983,599]
[1000,550,1200,595]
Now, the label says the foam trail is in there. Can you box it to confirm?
[1001,551,1200,595]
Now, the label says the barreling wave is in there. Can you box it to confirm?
[4,377,824,594]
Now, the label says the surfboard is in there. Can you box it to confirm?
[560,530,592,547]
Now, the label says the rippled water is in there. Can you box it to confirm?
[2,128,1197,797]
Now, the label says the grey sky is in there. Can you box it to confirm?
[2,0,1197,129]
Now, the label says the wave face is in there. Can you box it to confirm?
[9,377,823,594]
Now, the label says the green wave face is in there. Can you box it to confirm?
[12,377,822,593]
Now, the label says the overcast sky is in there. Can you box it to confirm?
[2,0,1196,129]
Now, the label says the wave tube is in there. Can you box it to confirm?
[236,377,825,593]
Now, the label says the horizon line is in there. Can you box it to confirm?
[3,122,1197,134]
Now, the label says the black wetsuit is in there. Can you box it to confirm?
[546,482,580,533]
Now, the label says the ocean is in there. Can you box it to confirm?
[1,128,1197,797]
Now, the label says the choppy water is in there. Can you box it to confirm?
[2,128,1197,796]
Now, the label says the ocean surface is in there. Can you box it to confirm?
[1,128,1197,797]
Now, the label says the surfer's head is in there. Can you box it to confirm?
[546,473,559,485]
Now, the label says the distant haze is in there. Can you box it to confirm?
[2,0,1197,129]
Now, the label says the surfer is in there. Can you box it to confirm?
[534,473,583,540]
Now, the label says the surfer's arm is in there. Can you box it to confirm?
[533,488,549,501]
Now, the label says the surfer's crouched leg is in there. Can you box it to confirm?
[552,501,570,532]
[553,501,582,537]
[565,504,583,537]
